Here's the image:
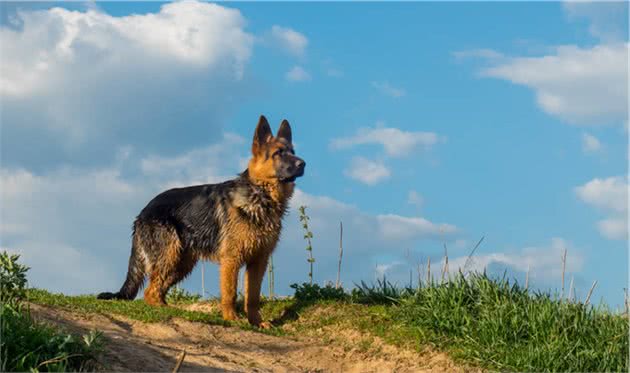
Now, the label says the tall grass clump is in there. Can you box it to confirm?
[391,271,628,372]
[1,252,104,372]
[350,277,413,305]
[287,270,627,372]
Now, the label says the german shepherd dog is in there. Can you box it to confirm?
[98,115,305,326]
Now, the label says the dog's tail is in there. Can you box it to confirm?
[97,238,146,301]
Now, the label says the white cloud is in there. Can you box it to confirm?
[460,5,628,133]
[285,65,311,82]
[0,133,249,294]
[0,1,254,168]
[407,190,424,207]
[140,132,246,189]
[344,157,390,185]
[581,132,602,153]
[0,166,142,293]
[2,1,252,98]
[377,214,457,241]
[479,43,628,126]
[281,189,459,288]
[331,124,442,157]
[575,176,628,240]
[597,217,628,240]
[447,237,584,283]
[371,81,406,98]
[575,176,627,213]
[5,243,116,295]
[269,25,308,57]
[290,189,457,244]
[563,2,628,42]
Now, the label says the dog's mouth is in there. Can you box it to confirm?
[281,176,297,183]
[280,166,305,183]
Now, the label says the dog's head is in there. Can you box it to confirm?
[248,115,305,183]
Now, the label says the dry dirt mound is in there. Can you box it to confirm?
[30,303,467,372]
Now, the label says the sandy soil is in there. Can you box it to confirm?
[30,303,469,372]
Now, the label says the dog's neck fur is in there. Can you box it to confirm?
[235,170,294,219]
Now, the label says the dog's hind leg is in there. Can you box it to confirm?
[143,226,196,306]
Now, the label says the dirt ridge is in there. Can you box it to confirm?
[30,303,465,372]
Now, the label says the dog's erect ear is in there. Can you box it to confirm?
[277,119,292,143]
[252,115,272,154]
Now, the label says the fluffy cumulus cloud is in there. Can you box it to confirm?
[575,176,628,240]
[139,132,247,189]
[597,218,628,241]
[0,1,255,169]
[446,237,584,285]
[343,157,391,185]
[1,132,250,294]
[575,176,627,213]
[331,123,442,157]
[268,25,308,57]
[480,43,628,126]
[285,65,311,82]
[272,189,459,289]
[459,3,628,127]
[377,215,456,240]
[1,167,141,293]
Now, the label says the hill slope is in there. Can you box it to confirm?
[30,302,463,372]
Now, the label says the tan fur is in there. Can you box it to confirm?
[218,137,295,324]
[218,185,292,321]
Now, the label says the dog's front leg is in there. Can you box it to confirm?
[244,255,269,326]
[220,259,239,321]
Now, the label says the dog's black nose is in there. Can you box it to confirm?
[296,159,305,169]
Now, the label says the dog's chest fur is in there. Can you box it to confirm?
[216,180,294,262]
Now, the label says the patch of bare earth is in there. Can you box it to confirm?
[30,303,472,372]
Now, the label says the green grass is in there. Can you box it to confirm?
[1,252,104,372]
[1,304,104,372]
[27,289,227,325]
[26,288,291,337]
[280,275,629,372]
[25,274,629,372]
[389,274,629,372]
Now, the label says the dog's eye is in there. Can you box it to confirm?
[273,149,283,157]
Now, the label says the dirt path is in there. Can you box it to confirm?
[30,304,465,372]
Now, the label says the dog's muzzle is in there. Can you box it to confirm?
[281,159,305,183]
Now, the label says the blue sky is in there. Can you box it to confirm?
[1,1,627,307]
